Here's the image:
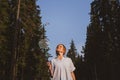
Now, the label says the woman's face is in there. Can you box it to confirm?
[56,44,64,53]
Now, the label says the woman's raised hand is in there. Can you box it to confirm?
[47,61,52,70]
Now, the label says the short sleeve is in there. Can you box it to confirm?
[69,58,75,72]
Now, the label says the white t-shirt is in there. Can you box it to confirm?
[51,57,75,80]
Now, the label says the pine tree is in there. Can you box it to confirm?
[0,0,50,80]
[84,0,120,80]
[0,0,12,79]
[19,0,50,80]
[67,40,77,64]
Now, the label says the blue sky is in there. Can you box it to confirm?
[37,0,92,59]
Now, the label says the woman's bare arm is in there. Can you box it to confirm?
[47,62,53,77]
[71,72,76,80]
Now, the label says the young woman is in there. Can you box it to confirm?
[47,44,76,80]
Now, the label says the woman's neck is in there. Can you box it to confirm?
[57,55,64,60]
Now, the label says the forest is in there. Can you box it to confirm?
[0,0,120,80]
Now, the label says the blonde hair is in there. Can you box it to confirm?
[56,44,66,55]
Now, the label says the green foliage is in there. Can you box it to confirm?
[0,1,12,79]
[0,0,50,80]
[84,0,120,80]
[67,40,77,64]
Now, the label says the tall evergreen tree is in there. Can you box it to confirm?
[19,0,50,80]
[67,40,77,64]
[0,0,50,80]
[84,0,120,80]
[0,0,12,80]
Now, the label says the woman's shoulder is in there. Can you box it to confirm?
[64,57,72,61]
